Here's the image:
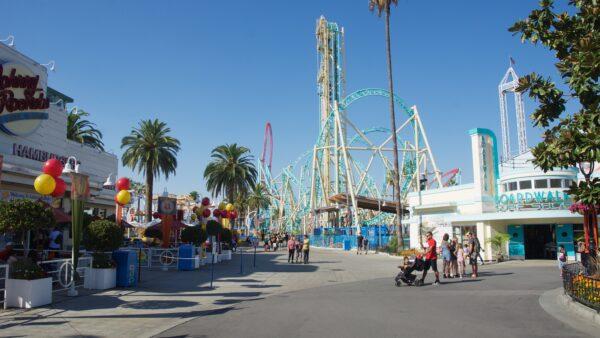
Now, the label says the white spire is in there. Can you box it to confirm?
[498,58,528,162]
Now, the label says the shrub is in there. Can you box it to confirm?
[84,220,123,252]
[0,199,55,234]
[10,258,46,280]
[91,252,116,268]
[386,235,398,254]
[144,227,163,240]
[181,226,207,245]
[206,220,222,237]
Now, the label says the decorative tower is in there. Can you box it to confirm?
[498,58,528,162]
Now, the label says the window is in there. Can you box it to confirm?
[534,179,548,189]
[550,179,562,188]
[564,179,575,188]
[519,180,532,190]
[508,182,518,191]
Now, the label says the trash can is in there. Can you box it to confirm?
[343,239,352,251]
[113,250,138,287]
[178,244,195,271]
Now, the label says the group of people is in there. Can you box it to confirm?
[356,234,370,255]
[286,236,310,264]
[419,231,484,286]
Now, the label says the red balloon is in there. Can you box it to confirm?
[201,197,210,206]
[116,177,130,191]
[51,177,67,197]
[221,210,229,219]
[212,209,221,217]
[152,212,160,219]
[43,159,63,178]
[230,210,238,219]
[202,208,211,218]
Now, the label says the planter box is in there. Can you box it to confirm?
[84,268,116,290]
[206,253,218,264]
[222,250,232,260]
[5,277,52,309]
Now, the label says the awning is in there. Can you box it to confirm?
[327,193,408,214]
[38,200,71,224]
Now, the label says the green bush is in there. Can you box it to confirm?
[206,220,222,237]
[84,220,123,252]
[10,258,47,280]
[91,252,116,269]
[181,226,206,245]
[386,235,398,254]
[144,227,163,239]
[0,199,55,234]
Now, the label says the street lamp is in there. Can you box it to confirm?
[62,156,80,174]
[103,173,115,190]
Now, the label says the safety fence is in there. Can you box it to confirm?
[38,256,93,293]
[309,234,409,251]
[120,247,224,271]
[562,262,600,311]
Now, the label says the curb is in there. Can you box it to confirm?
[539,287,600,337]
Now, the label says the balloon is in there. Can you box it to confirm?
[202,208,211,218]
[201,197,210,206]
[116,177,130,191]
[218,202,227,210]
[212,209,221,217]
[225,203,234,211]
[114,194,123,206]
[221,210,229,219]
[230,210,238,219]
[43,159,63,178]
[34,174,56,195]
[153,212,161,219]
[191,213,197,221]
[192,206,198,213]
[51,177,67,197]
[116,189,131,205]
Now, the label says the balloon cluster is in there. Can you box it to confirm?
[194,197,238,223]
[34,159,67,197]
[114,177,131,206]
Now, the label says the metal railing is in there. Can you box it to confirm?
[0,263,8,309]
[562,262,600,311]
[38,256,92,293]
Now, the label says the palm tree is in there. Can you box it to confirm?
[204,144,257,203]
[67,108,105,151]
[370,0,404,250]
[121,119,181,222]
[247,183,270,219]
[131,181,146,222]
[189,191,199,202]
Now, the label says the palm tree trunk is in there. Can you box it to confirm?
[385,7,404,252]
[145,166,153,223]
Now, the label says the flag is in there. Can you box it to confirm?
[509,56,516,66]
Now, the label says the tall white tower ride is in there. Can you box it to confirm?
[498,59,528,162]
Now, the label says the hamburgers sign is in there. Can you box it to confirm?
[0,63,49,136]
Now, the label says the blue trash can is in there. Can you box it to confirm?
[343,240,351,251]
[178,244,195,271]
[113,250,139,287]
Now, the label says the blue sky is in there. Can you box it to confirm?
[4,1,572,197]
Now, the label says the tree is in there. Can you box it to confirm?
[130,181,146,222]
[247,183,270,220]
[204,144,257,203]
[509,0,600,254]
[67,108,105,151]
[189,191,199,202]
[121,119,181,222]
[0,199,55,235]
[370,0,404,250]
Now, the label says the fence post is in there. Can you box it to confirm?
[239,247,244,274]
[253,245,257,268]
[3,264,9,310]
[138,248,142,282]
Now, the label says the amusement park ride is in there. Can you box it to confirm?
[256,17,459,235]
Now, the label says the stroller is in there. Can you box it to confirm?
[395,255,425,287]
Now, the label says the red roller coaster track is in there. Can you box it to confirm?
[261,122,273,170]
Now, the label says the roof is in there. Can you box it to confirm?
[47,87,74,104]
[328,193,408,214]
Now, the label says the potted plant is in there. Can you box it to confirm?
[5,258,52,308]
[0,199,55,254]
[180,226,207,268]
[488,232,511,262]
[206,220,222,263]
[220,228,233,260]
[83,220,122,290]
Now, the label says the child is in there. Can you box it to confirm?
[456,244,465,278]
[558,245,567,277]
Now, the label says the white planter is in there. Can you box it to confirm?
[193,255,201,269]
[84,268,116,290]
[5,277,52,309]
[206,253,218,264]
[223,250,232,260]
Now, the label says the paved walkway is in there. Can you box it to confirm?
[0,248,594,337]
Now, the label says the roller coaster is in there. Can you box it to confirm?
[256,16,459,235]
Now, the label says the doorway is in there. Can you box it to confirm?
[524,225,556,259]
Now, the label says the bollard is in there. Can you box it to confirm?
[239,247,244,274]
[210,253,215,288]
[253,245,257,268]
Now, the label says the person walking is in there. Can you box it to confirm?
[287,236,296,263]
[558,245,567,277]
[295,238,302,263]
[467,232,479,278]
[356,233,364,255]
[450,238,458,278]
[420,231,440,286]
[302,236,310,264]
[363,237,369,255]
[441,233,451,278]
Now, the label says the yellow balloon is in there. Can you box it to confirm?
[218,202,227,210]
[116,189,131,205]
[34,174,56,195]
[225,203,234,211]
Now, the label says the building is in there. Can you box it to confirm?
[0,43,118,220]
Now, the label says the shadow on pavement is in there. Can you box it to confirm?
[120,300,197,310]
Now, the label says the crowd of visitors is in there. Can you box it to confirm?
[263,232,311,264]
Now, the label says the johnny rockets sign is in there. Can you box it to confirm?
[0,63,49,136]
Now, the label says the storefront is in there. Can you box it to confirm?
[0,43,118,241]
[406,128,583,261]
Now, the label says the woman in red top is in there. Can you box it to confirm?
[420,232,440,285]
